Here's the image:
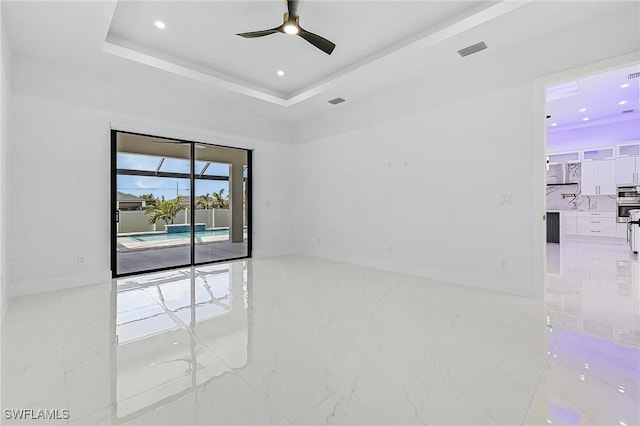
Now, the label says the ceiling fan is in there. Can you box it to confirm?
[236,0,336,55]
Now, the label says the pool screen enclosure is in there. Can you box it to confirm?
[111,130,251,277]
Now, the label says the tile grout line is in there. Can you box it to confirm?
[518,312,569,425]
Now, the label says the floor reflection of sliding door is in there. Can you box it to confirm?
[194,145,248,264]
[112,131,251,277]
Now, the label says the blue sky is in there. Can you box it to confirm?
[117,153,235,201]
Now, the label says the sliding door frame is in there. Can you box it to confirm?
[110,129,252,278]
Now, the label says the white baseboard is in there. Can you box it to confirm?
[1,275,11,321]
[297,247,542,299]
[11,271,112,297]
[0,294,9,322]
[252,246,296,258]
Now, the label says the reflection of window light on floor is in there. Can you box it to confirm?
[115,267,233,343]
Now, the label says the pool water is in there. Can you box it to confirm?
[127,228,245,242]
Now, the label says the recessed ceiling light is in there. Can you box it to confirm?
[579,107,587,112]
[619,100,627,105]
[551,122,558,127]
[582,117,590,121]
[276,70,285,77]
[621,83,630,88]
[154,21,166,29]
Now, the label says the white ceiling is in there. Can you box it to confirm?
[107,1,493,99]
[104,0,519,106]
[546,64,640,131]
[2,1,639,128]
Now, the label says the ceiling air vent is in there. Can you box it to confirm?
[628,72,640,79]
[328,97,346,105]
[457,41,487,58]
[622,109,634,114]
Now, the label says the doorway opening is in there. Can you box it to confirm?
[544,63,639,257]
[111,130,251,277]
[535,57,640,425]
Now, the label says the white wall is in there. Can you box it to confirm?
[5,1,639,301]
[294,84,538,297]
[292,6,639,298]
[0,7,13,319]
[8,54,294,296]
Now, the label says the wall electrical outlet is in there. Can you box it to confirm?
[78,256,86,266]
[499,259,508,270]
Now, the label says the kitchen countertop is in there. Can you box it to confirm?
[547,209,615,213]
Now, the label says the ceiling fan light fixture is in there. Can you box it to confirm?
[236,1,336,55]
[283,23,299,35]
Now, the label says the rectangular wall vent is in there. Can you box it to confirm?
[457,41,487,57]
[328,97,346,105]
[628,72,640,79]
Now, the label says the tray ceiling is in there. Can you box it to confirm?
[105,1,507,106]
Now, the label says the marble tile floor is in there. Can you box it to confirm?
[1,240,638,425]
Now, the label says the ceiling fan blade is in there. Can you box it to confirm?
[298,28,336,55]
[287,0,302,18]
[236,27,282,38]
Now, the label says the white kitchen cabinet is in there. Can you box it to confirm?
[581,162,599,195]
[599,160,617,194]
[582,147,615,161]
[616,141,640,157]
[616,156,640,184]
[617,223,630,240]
[581,160,616,195]
[575,211,616,238]
[561,211,577,236]
[547,151,580,164]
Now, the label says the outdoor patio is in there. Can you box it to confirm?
[116,240,248,275]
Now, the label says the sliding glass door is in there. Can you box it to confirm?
[194,144,248,264]
[111,131,251,277]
